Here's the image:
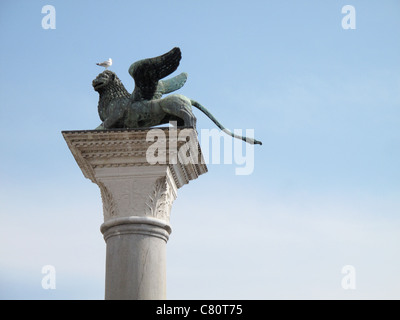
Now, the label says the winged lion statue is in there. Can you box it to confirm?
[92,47,262,145]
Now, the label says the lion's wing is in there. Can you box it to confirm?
[129,47,182,101]
[153,72,188,99]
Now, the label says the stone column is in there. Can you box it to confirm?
[62,127,207,299]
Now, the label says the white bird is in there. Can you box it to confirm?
[96,58,112,69]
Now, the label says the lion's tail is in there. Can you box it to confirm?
[190,99,262,145]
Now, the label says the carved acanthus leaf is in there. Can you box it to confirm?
[145,177,173,222]
[99,182,117,219]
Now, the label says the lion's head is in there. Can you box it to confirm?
[93,70,130,122]
[92,70,127,93]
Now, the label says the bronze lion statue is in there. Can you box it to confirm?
[92,47,262,145]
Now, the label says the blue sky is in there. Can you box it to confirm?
[0,0,399,299]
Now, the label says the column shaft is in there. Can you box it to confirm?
[101,217,170,299]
